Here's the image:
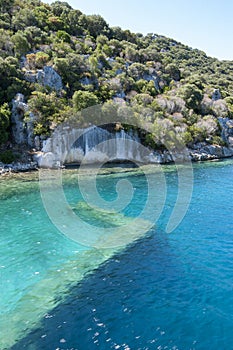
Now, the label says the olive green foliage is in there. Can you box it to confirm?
[224,97,233,118]
[0,56,29,102]
[0,103,11,144]
[73,90,98,111]
[12,31,30,56]
[28,91,70,135]
[178,84,203,112]
[0,0,233,146]
[0,150,16,163]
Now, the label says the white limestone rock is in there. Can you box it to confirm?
[11,93,29,145]
[25,66,63,91]
[212,89,221,101]
[11,94,35,147]
[37,66,63,91]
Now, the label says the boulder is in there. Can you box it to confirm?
[212,89,221,101]
[25,66,63,91]
[37,66,63,91]
[33,152,60,168]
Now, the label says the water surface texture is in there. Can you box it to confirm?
[1,160,233,349]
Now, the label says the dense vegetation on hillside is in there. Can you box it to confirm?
[0,0,233,156]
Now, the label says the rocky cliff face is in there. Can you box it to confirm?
[218,117,233,146]
[11,93,35,147]
[11,65,63,148]
[24,66,63,91]
[9,85,233,169]
[33,124,195,168]
[10,94,233,169]
[34,125,151,168]
[189,144,233,161]
[188,117,233,161]
[34,119,233,168]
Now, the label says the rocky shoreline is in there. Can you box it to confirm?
[189,144,233,161]
[0,161,38,175]
[1,146,233,176]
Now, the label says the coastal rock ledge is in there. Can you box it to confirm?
[0,162,38,175]
[32,125,233,168]
[190,145,233,161]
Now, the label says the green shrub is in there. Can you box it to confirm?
[72,90,98,111]
[0,103,10,145]
[210,136,226,146]
[0,150,16,164]
[56,30,71,43]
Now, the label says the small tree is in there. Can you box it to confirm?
[56,30,71,43]
[12,32,30,57]
[35,51,50,68]
[165,63,180,81]
[72,90,98,111]
[178,83,203,112]
[28,92,67,136]
[0,103,10,145]
[224,97,233,118]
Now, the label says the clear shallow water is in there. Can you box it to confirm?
[0,160,233,349]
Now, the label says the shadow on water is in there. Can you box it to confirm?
[10,229,181,350]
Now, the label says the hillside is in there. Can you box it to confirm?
[0,0,233,165]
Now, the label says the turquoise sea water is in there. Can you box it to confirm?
[1,159,233,349]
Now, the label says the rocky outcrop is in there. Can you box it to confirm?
[33,124,192,168]
[34,125,144,167]
[212,89,222,101]
[25,66,63,91]
[190,144,233,161]
[38,66,63,91]
[0,161,38,175]
[9,97,233,169]
[187,117,233,161]
[189,115,233,162]
[143,74,160,91]
[11,93,27,144]
[11,94,35,147]
[218,117,233,146]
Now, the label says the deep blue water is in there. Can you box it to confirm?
[1,160,233,349]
